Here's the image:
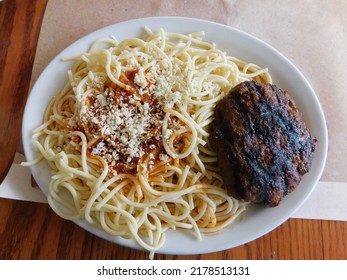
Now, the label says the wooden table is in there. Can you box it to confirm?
[0,0,346,260]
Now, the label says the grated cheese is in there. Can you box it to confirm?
[76,50,190,174]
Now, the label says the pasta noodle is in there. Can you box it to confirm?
[26,28,272,258]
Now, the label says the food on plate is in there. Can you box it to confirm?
[210,81,317,207]
[26,28,274,258]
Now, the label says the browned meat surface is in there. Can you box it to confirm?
[210,81,316,207]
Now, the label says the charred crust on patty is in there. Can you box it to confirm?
[210,80,317,207]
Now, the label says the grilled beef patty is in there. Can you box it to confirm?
[210,81,316,207]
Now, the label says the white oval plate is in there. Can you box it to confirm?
[22,16,328,255]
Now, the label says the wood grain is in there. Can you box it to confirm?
[0,198,346,260]
[0,0,346,260]
[0,0,47,183]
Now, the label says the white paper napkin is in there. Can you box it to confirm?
[291,181,347,221]
[1,153,347,221]
[0,153,47,203]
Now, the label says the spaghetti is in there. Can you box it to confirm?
[26,28,272,258]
